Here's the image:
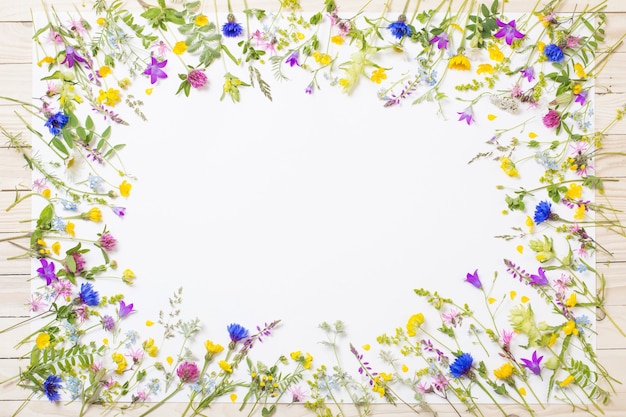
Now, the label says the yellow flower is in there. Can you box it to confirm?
[230,393,237,402]
[559,375,575,387]
[500,157,519,177]
[143,338,158,357]
[118,77,131,89]
[488,44,504,62]
[122,269,136,285]
[37,56,54,67]
[493,362,513,380]
[565,293,577,308]
[572,84,583,95]
[510,291,517,300]
[166,356,174,365]
[312,51,331,66]
[406,313,424,337]
[173,41,188,55]
[65,221,76,237]
[145,88,153,95]
[36,333,51,349]
[145,320,154,326]
[370,68,387,84]
[528,131,538,138]
[331,35,344,45]
[203,340,223,356]
[488,297,496,304]
[574,63,586,78]
[562,320,579,336]
[537,41,545,53]
[219,360,233,373]
[98,65,112,77]
[362,344,370,351]
[487,114,497,121]
[86,207,103,222]
[525,216,534,233]
[401,364,409,372]
[477,63,494,75]
[103,338,108,345]
[119,180,132,197]
[518,387,527,396]
[52,241,61,255]
[521,296,530,303]
[516,245,523,254]
[290,350,302,361]
[112,352,128,374]
[96,17,106,26]
[296,32,305,40]
[448,54,471,70]
[42,188,51,198]
[548,333,558,346]
[564,183,583,200]
[96,88,121,107]
[339,78,349,87]
[574,204,586,220]
[195,14,209,26]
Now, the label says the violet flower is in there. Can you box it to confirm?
[143,57,168,84]
[457,107,474,125]
[285,51,300,67]
[520,67,535,82]
[60,45,87,68]
[520,350,543,375]
[429,32,448,50]
[465,269,482,288]
[575,90,588,106]
[37,259,58,285]
[529,267,549,286]
[119,300,135,318]
[493,19,525,45]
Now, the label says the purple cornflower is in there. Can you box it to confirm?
[529,267,549,285]
[222,14,243,38]
[37,259,58,285]
[520,350,543,375]
[449,353,473,378]
[544,44,564,62]
[119,300,135,318]
[101,315,116,331]
[429,32,448,49]
[533,201,552,224]
[542,109,561,128]
[493,19,525,45]
[465,269,482,288]
[176,361,200,383]
[79,282,100,306]
[44,112,69,135]
[388,15,412,39]
[457,107,474,125]
[143,57,168,84]
[520,67,535,82]
[60,45,87,68]
[98,232,117,251]
[43,375,63,401]
[227,323,249,342]
[187,69,207,88]
[285,51,300,67]
[575,90,588,106]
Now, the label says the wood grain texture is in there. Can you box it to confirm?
[1,1,626,416]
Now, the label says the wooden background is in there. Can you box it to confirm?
[1,0,625,415]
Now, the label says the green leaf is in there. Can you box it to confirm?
[85,115,94,131]
[53,137,69,155]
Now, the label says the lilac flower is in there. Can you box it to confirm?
[43,375,63,401]
[520,350,543,375]
[449,353,473,378]
[143,57,168,84]
[542,109,561,128]
[102,315,116,331]
[286,51,300,67]
[177,361,200,383]
[222,14,243,38]
[187,69,207,88]
[37,259,58,285]
[520,67,535,82]
[529,267,549,285]
[60,45,87,68]
[119,300,135,318]
[544,44,564,62]
[465,269,482,288]
[575,90,588,106]
[493,19,525,45]
[429,32,448,50]
[112,206,126,217]
[44,112,69,135]
[388,16,412,39]
[305,83,313,94]
[79,282,100,306]
[227,323,249,342]
[533,201,552,224]
[457,107,474,125]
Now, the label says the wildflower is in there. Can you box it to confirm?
[122,268,135,285]
[457,107,474,125]
[112,206,126,217]
[205,340,224,355]
[476,64,494,75]
[79,282,100,306]
[406,313,424,336]
[222,14,243,37]
[574,63,586,78]
[43,375,62,401]
[493,362,514,380]
[112,352,128,374]
[520,67,535,82]
[173,41,187,55]
[449,353,474,378]
[119,180,132,197]
[562,320,579,336]
[465,269,482,288]
[102,315,116,331]
[143,338,158,357]
[448,54,470,70]
[60,45,87,68]
[83,207,103,222]
[500,157,519,177]
[370,68,387,84]
[533,201,552,224]
[559,374,575,387]
[529,267,549,285]
[494,19,525,45]
[98,65,112,77]
[387,15,412,39]
[37,259,58,285]
[488,44,504,62]
[564,183,583,200]
[119,300,135,318]
[143,57,168,84]
[565,292,577,308]
[219,360,233,373]
[305,83,313,94]
[288,385,308,402]
[331,34,344,45]
[285,51,300,67]
[195,14,209,26]
[544,44,564,62]
[575,90,588,106]
[38,56,54,67]
[187,69,208,89]
[574,204,586,220]
[44,112,69,135]
[177,362,200,383]
[36,333,51,349]
[520,350,543,375]
[227,323,249,343]
[429,32,448,49]
[542,109,561,128]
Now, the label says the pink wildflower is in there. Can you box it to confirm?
[542,109,561,128]
[99,232,117,251]
[176,361,200,383]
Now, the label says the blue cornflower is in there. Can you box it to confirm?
[388,16,412,39]
[44,111,69,135]
[449,353,474,378]
[544,44,564,62]
[227,323,249,342]
[533,201,552,224]
[222,14,243,38]
[43,375,62,401]
[79,282,100,306]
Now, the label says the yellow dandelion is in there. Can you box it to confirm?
[205,340,225,354]
[36,333,51,349]
[477,63,494,75]
[86,207,103,222]
[195,14,209,26]
[493,362,513,380]
[219,360,233,373]
[448,54,471,70]
[173,41,188,55]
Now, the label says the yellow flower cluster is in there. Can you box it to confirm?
[500,157,519,177]
[112,352,128,374]
[290,350,313,369]
[143,338,158,357]
[406,313,424,337]
[96,87,121,107]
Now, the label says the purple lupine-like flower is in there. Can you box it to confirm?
[465,269,482,288]
[119,300,135,318]
[286,51,300,67]
[520,350,543,375]
[493,19,525,45]
[37,259,58,285]
[176,361,200,383]
[429,32,448,49]
[102,315,116,331]
[60,45,87,68]
[520,67,535,82]
[143,57,168,84]
[529,267,549,285]
[457,107,474,125]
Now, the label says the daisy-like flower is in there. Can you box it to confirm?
[448,54,470,70]
[222,14,243,38]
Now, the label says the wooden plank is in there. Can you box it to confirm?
[0,22,31,64]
